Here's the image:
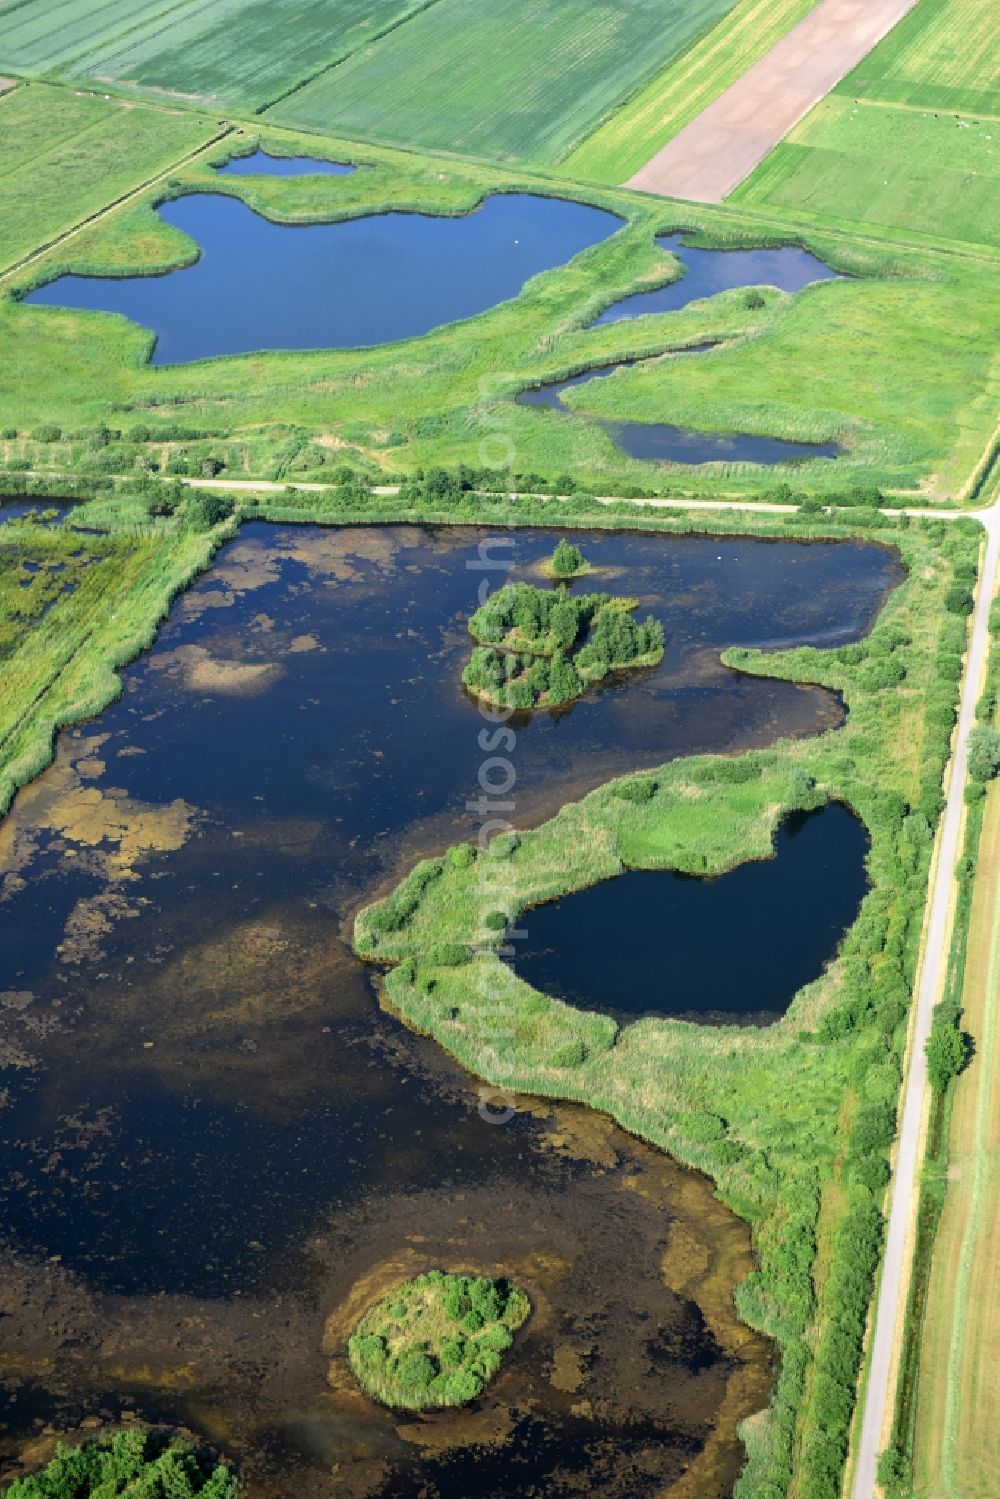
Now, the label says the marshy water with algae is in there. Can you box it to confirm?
[0,523,901,1497]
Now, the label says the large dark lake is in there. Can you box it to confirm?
[23,193,619,363]
[0,524,900,1497]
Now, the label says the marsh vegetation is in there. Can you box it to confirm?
[348,1271,530,1410]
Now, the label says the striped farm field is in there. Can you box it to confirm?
[732,94,1000,255]
[836,0,1000,116]
[0,0,430,111]
[270,0,742,163]
[0,82,219,273]
[561,0,818,184]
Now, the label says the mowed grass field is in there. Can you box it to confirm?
[0,0,429,110]
[0,83,220,274]
[270,0,741,162]
[560,0,817,183]
[911,781,1000,1496]
[732,95,1000,255]
[837,0,1000,116]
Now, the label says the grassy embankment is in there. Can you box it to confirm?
[352,504,982,1499]
[877,588,1000,1497]
[560,0,818,184]
[1,88,998,502]
[732,0,1000,257]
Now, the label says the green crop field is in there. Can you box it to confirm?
[732,95,1000,256]
[836,0,1000,116]
[270,0,741,163]
[0,0,429,111]
[561,0,816,183]
[0,83,220,273]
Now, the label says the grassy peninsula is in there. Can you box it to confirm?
[347,1270,530,1410]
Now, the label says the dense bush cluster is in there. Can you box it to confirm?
[463,575,663,710]
[547,538,587,577]
[5,1427,240,1497]
[347,1270,530,1410]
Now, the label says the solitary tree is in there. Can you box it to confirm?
[549,538,586,578]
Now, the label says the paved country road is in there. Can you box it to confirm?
[627,0,921,202]
[852,498,1000,1498]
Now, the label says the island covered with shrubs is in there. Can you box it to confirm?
[463,543,664,710]
[4,1427,241,1497]
[347,1269,530,1410]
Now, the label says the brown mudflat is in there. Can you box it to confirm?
[627,0,920,202]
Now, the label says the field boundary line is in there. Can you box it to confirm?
[0,123,233,285]
[0,101,114,185]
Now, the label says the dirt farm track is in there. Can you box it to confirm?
[628,0,920,201]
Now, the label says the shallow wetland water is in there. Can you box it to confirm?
[0,524,901,1496]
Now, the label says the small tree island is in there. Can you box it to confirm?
[347,1270,530,1410]
[540,537,590,579]
[463,546,664,710]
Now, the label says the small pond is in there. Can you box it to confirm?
[23,192,620,363]
[0,525,900,1497]
[213,148,356,176]
[519,361,841,465]
[514,804,869,1026]
[590,233,841,326]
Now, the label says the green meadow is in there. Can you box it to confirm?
[732,95,1000,257]
[0,83,220,273]
[836,0,1000,116]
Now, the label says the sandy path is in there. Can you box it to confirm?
[627,0,920,202]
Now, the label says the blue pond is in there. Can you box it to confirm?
[24,192,620,364]
[519,360,841,466]
[212,147,356,176]
[590,232,840,326]
[514,803,869,1025]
